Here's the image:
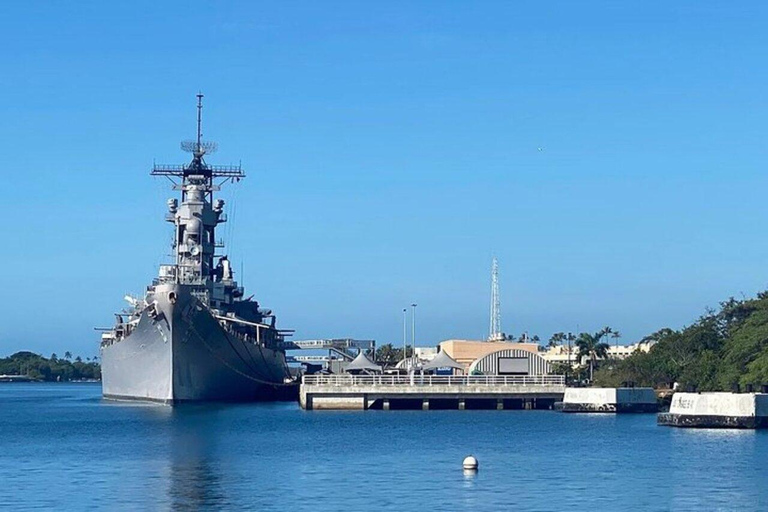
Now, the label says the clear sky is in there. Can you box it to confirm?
[2,1,768,358]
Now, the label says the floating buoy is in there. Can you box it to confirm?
[463,455,478,470]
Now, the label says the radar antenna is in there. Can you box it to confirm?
[180,93,218,155]
[151,93,244,180]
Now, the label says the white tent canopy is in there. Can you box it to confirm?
[422,350,464,372]
[344,350,382,373]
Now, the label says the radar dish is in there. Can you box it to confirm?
[180,140,219,154]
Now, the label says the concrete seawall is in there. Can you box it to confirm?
[559,387,658,413]
[659,392,768,428]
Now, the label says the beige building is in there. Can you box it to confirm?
[439,339,540,371]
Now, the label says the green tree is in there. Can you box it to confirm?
[375,344,411,366]
[576,328,611,382]
[0,351,101,382]
[548,332,565,348]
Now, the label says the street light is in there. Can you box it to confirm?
[411,303,417,364]
[402,308,407,361]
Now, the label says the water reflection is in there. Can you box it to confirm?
[5,385,768,511]
[166,406,229,510]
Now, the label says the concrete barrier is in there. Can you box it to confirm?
[658,392,768,428]
[558,387,658,413]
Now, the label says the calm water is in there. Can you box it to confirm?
[1,384,767,511]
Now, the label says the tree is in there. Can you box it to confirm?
[50,353,58,362]
[611,330,622,347]
[75,356,82,363]
[576,328,611,382]
[64,351,72,360]
[375,343,410,366]
[548,332,565,348]
[0,352,100,382]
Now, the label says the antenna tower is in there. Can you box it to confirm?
[179,93,219,156]
[488,257,503,341]
[153,93,240,182]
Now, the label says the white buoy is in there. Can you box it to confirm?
[462,455,478,470]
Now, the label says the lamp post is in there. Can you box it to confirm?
[411,303,417,364]
[402,308,407,361]
[565,332,574,386]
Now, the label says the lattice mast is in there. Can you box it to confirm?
[488,257,503,341]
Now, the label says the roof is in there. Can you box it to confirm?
[422,350,464,371]
[468,348,551,375]
[439,339,540,365]
[344,350,382,373]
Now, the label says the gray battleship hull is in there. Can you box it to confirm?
[101,285,293,404]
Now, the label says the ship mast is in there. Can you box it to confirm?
[196,92,203,152]
[150,94,246,288]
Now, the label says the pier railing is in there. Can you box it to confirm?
[302,374,565,387]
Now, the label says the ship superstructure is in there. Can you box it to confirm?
[100,95,295,403]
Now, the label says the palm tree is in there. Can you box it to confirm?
[548,332,565,348]
[576,329,611,382]
[611,330,622,349]
[64,351,72,360]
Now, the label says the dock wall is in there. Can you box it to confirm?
[560,387,658,413]
[659,392,768,428]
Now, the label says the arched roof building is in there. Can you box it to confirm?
[468,348,551,376]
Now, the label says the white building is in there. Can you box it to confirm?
[541,340,656,367]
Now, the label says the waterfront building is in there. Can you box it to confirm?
[468,348,551,376]
[414,347,438,361]
[541,339,657,368]
[439,339,540,370]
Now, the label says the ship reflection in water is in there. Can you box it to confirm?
[165,406,230,510]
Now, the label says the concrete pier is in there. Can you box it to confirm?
[658,392,768,428]
[558,387,658,413]
[300,374,566,411]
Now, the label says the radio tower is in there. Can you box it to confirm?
[488,257,503,341]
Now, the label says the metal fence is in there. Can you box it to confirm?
[302,374,565,387]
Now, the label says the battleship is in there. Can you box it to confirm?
[100,95,296,403]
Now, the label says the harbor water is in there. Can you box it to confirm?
[2,383,767,511]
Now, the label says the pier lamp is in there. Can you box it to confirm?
[402,308,407,361]
[411,303,417,365]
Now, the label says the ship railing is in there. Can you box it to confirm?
[302,374,566,387]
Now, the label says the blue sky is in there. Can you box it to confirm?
[2,1,768,357]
